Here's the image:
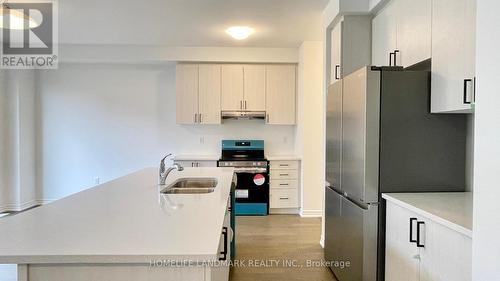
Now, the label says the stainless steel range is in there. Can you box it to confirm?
[218,140,269,216]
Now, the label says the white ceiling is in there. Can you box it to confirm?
[58,0,329,47]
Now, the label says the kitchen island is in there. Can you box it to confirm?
[0,167,235,281]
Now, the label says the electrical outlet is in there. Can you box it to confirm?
[94,177,100,185]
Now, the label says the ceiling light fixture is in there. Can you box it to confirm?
[226,26,254,40]
[0,2,39,30]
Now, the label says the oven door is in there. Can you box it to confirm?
[233,168,269,215]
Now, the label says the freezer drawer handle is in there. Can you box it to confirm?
[416,221,425,248]
[409,218,418,243]
[219,227,228,261]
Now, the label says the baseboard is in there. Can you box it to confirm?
[269,208,300,215]
[300,209,323,217]
[0,199,55,214]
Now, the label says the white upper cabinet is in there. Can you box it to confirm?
[243,65,266,111]
[330,22,342,82]
[372,0,398,67]
[431,0,476,113]
[397,0,432,68]
[221,64,244,111]
[198,64,222,124]
[176,64,199,124]
[372,0,431,68]
[265,65,296,125]
[176,64,221,125]
[330,15,371,84]
[177,63,297,125]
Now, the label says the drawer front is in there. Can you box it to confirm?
[270,161,299,170]
[270,169,298,180]
[270,188,299,208]
[270,179,298,189]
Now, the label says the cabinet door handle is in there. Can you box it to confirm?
[335,65,340,80]
[194,114,197,123]
[199,114,202,123]
[266,114,270,123]
[389,52,395,66]
[244,100,247,110]
[409,218,417,243]
[394,50,400,66]
[416,221,425,248]
[240,100,243,110]
[219,227,228,261]
[463,79,473,104]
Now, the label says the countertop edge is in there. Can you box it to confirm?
[382,193,473,238]
[0,254,219,264]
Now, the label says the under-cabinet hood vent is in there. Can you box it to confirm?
[221,111,266,120]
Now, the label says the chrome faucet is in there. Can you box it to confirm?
[159,154,184,185]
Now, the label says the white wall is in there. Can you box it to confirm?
[37,63,296,200]
[472,0,500,279]
[0,70,38,213]
[296,41,325,217]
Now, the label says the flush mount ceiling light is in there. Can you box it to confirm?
[225,26,254,40]
[0,2,39,30]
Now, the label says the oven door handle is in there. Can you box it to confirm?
[233,167,267,173]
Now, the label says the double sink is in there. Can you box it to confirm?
[160,178,218,194]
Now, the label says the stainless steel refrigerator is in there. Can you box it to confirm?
[324,66,467,281]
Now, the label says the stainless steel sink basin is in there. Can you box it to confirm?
[160,178,217,194]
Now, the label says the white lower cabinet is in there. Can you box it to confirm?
[385,201,471,281]
[269,160,300,213]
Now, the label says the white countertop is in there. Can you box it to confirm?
[266,155,301,161]
[174,154,301,161]
[0,167,235,264]
[382,192,473,238]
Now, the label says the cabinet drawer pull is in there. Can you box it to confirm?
[409,218,417,243]
[279,197,289,200]
[279,173,289,176]
[463,79,473,104]
[279,164,289,167]
[416,221,425,248]
[279,183,289,186]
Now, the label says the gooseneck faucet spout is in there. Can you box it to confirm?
[159,154,184,185]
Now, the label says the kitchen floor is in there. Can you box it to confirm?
[230,215,336,281]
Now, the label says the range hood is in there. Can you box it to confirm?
[221,111,266,120]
